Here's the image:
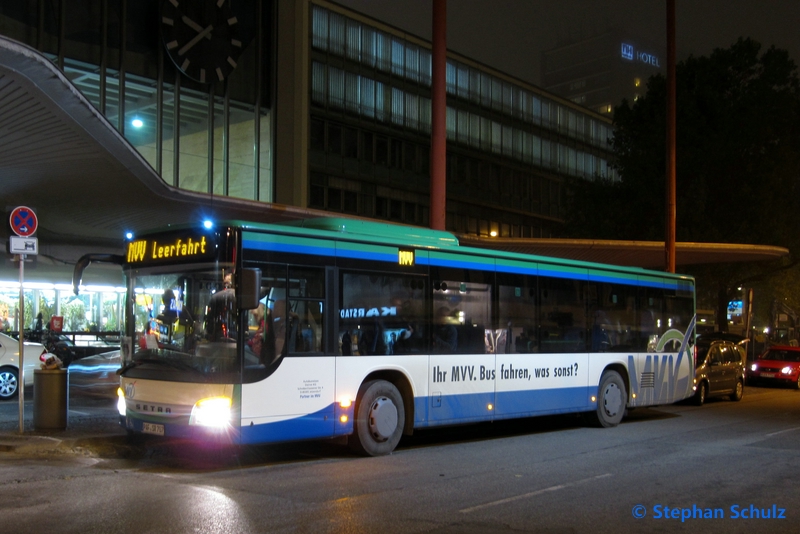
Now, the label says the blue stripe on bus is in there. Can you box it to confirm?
[335,248,398,262]
[239,408,337,445]
[495,263,538,276]
[244,239,335,258]
[244,238,398,263]
[416,386,594,427]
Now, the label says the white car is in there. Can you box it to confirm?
[0,332,49,400]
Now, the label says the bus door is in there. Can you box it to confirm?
[240,264,334,443]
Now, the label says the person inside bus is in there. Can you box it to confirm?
[432,306,458,353]
[206,273,237,341]
[358,317,387,355]
[247,302,277,365]
[272,299,299,355]
[391,295,424,354]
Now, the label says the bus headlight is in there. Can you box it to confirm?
[116,387,126,417]
[190,396,232,427]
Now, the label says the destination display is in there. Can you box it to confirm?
[125,231,217,266]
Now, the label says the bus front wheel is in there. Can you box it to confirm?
[587,370,627,428]
[349,380,405,457]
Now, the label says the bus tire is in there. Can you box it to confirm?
[349,380,405,457]
[587,370,626,428]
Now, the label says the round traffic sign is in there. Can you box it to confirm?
[9,206,38,237]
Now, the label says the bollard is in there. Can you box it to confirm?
[33,369,69,430]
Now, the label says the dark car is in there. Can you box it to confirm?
[747,345,800,389]
[691,336,746,405]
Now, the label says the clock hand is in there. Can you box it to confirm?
[178,24,213,56]
[182,15,212,40]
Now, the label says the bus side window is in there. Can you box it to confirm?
[289,299,323,352]
[498,275,537,354]
[286,266,325,354]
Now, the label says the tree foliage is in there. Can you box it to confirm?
[567,38,800,250]
[565,38,800,326]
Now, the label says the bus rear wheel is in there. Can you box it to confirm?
[586,370,627,428]
[349,380,405,457]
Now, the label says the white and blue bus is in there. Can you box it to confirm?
[76,217,696,456]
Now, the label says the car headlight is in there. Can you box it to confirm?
[190,396,232,427]
[781,366,793,375]
[750,363,758,372]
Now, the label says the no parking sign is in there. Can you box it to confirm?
[9,206,38,237]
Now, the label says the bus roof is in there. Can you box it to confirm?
[148,217,693,283]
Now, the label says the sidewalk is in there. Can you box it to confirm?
[0,390,127,456]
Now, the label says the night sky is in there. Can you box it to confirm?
[336,0,800,87]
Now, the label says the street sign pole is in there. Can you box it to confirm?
[9,206,38,434]
[18,253,25,434]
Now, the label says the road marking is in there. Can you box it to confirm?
[766,426,800,437]
[68,410,89,416]
[460,473,612,513]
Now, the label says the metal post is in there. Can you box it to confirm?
[18,254,25,434]
[429,0,447,231]
[665,0,677,273]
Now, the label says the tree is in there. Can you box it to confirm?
[566,38,800,328]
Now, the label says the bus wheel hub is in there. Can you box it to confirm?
[368,396,398,441]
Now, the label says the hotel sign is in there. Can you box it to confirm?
[621,43,660,67]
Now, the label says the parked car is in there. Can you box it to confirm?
[0,332,49,400]
[691,335,746,405]
[747,345,800,389]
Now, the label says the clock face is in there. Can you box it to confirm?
[161,0,243,84]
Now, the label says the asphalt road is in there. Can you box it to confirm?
[0,385,799,533]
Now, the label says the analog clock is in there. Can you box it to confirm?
[161,0,243,84]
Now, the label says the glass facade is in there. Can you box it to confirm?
[308,3,616,238]
[0,0,275,335]
[0,0,274,202]
[0,283,124,334]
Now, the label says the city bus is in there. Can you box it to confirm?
[74,218,696,456]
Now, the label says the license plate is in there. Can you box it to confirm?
[142,422,165,436]
[760,373,775,378]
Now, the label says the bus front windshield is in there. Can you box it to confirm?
[127,264,240,382]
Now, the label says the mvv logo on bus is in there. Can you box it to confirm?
[627,320,696,403]
[127,240,148,262]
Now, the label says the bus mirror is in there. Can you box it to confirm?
[72,254,124,295]
[239,268,261,310]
